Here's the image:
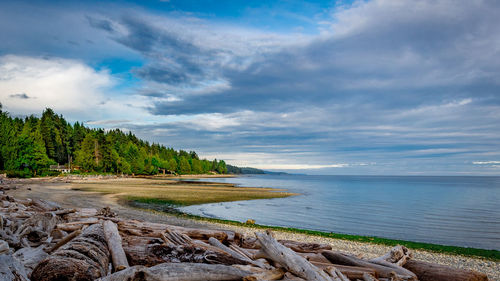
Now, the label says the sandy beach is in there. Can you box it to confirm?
[2,176,499,280]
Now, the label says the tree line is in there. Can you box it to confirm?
[0,105,227,177]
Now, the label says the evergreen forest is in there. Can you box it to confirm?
[0,104,227,177]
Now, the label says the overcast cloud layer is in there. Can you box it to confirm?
[0,0,499,175]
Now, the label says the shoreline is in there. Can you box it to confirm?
[1,176,499,279]
[128,200,500,261]
[124,203,500,279]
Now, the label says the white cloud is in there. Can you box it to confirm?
[251,163,349,170]
[0,55,113,117]
[473,161,500,165]
[0,55,172,126]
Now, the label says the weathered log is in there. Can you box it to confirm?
[122,235,246,267]
[370,245,412,267]
[57,218,99,231]
[0,254,29,281]
[233,265,285,281]
[363,272,380,281]
[255,230,332,281]
[311,262,378,279]
[31,224,110,281]
[102,220,129,271]
[403,259,489,281]
[278,239,332,253]
[75,208,98,217]
[299,252,333,263]
[47,229,81,253]
[0,229,21,249]
[117,220,233,242]
[13,246,48,277]
[208,237,270,269]
[241,236,261,249]
[98,263,252,281]
[15,213,58,247]
[322,251,417,280]
[324,266,350,281]
[31,199,59,212]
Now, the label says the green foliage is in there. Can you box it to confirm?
[178,156,191,174]
[0,106,227,177]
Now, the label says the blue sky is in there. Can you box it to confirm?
[1,0,499,175]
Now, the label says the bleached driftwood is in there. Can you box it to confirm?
[324,266,350,281]
[322,251,417,280]
[311,261,378,279]
[98,263,252,281]
[370,245,412,266]
[102,220,129,272]
[121,235,245,266]
[117,220,234,242]
[278,239,332,253]
[208,236,271,269]
[13,246,48,276]
[255,230,333,281]
[233,264,285,281]
[0,254,29,281]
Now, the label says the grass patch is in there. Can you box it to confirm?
[71,178,296,206]
[130,200,499,261]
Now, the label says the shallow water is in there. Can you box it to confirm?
[179,174,500,250]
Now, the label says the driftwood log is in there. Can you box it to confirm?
[255,230,336,281]
[31,224,110,281]
[278,239,332,253]
[102,220,129,272]
[321,251,417,280]
[0,254,29,281]
[117,220,235,242]
[122,235,246,266]
[98,263,252,281]
[312,262,378,280]
[403,260,489,281]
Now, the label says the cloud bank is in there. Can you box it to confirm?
[1,0,499,174]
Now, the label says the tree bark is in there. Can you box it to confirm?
[31,223,110,281]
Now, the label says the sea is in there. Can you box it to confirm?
[179,174,500,250]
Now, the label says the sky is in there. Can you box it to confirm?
[0,0,499,175]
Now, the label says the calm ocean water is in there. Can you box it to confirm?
[179,175,500,250]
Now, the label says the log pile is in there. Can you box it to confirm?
[0,194,490,281]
